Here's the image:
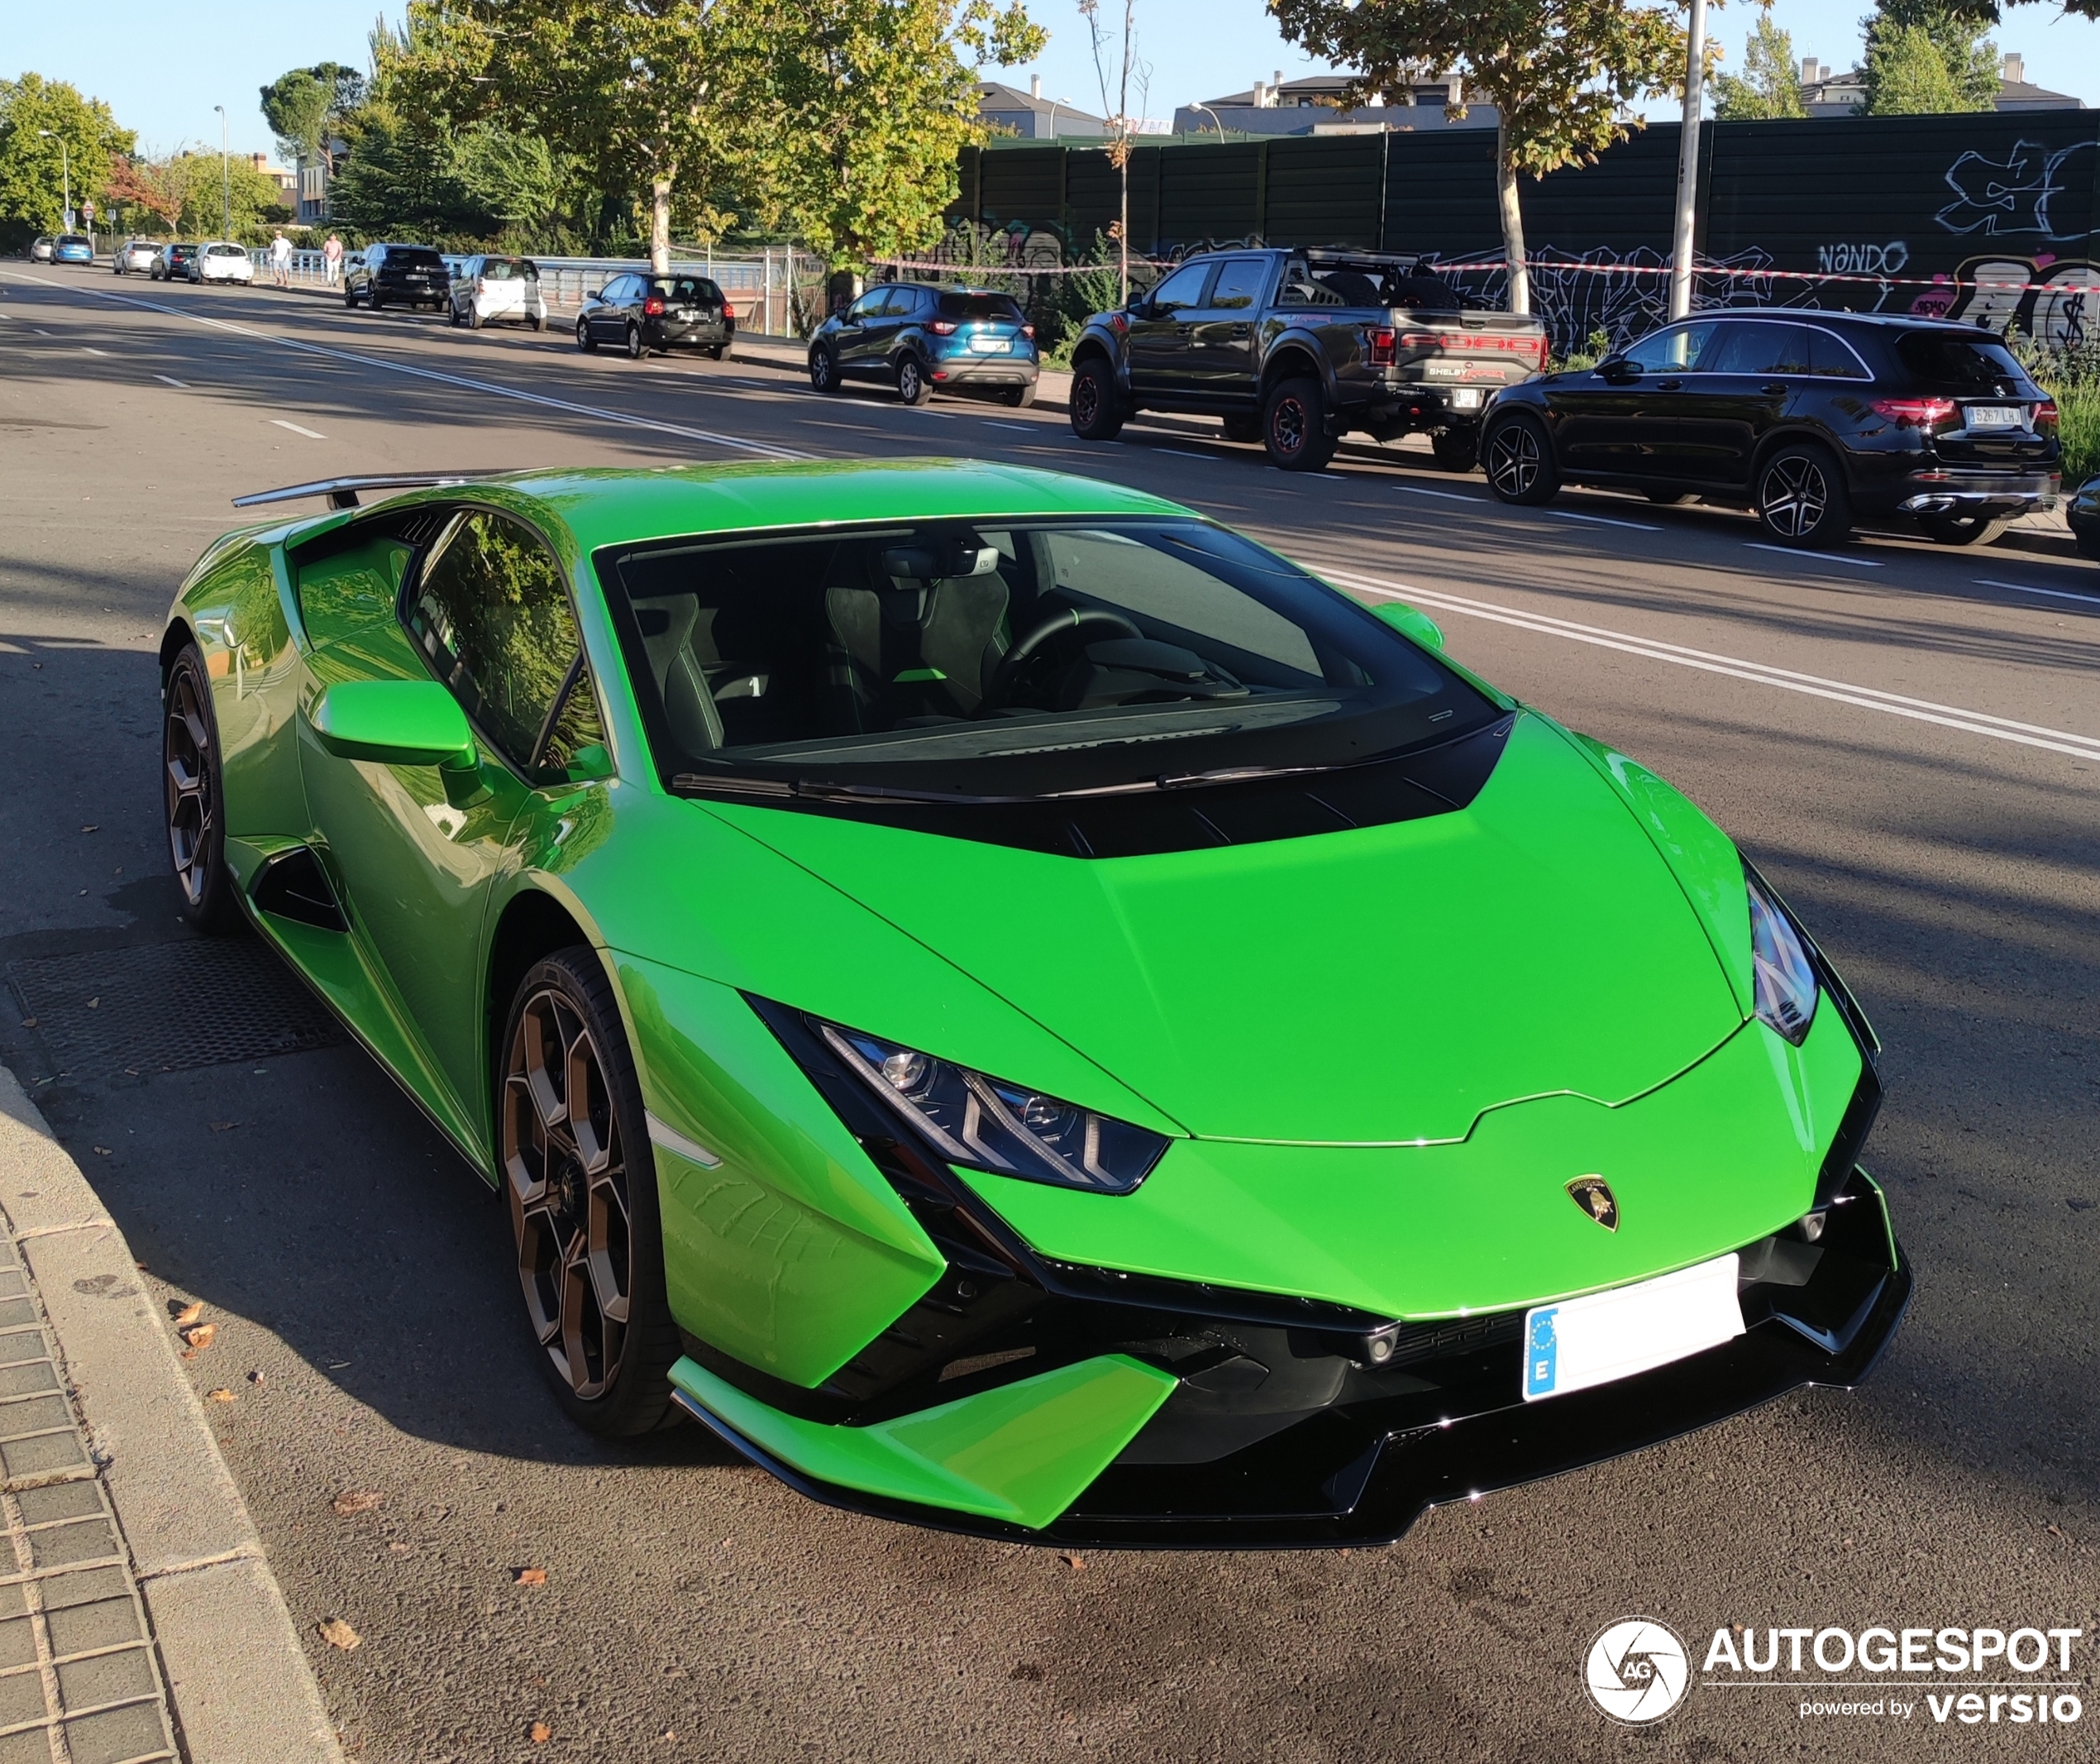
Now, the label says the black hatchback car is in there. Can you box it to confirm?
[575,271,735,360]
[1481,310,2060,547]
[344,242,451,313]
[808,283,1039,406]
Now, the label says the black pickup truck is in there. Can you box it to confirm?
[1065,247,1549,471]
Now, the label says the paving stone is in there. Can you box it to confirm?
[0,1621,34,1672]
[0,1435,85,1480]
[14,1485,98,1529]
[42,1599,138,1661]
[0,1729,52,1764]
[55,1647,156,1713]
[0,1400,71,1444]
[0,1671,46,1729]
[60,1700,171,1764]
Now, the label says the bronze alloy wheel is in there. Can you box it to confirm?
[504,985,634,1403]
[499,953,680,1435]
[163,645,238,931]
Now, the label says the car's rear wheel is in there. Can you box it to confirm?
[809,345,840,393]
[162,644,242,935]
[343,287,357,308]
[625,323,646,361]
[708,343,728,361]
[529,313,546,332]
[467,304,484,330]
[1429,427,1480,473]
[1221,413,1262,443]
[1482,412,1562,505]
[1069,358,1124,440]
[499,951,680,1437]
[1755,443,1852,547]
[368,289,384,312]
[1000,381,1037,409]
[895,353,932,405]
[575,317,596,353]
[1921,512,2008,547]
[1263,377,1337,471]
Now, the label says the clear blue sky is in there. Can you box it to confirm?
[8,0,2099,156]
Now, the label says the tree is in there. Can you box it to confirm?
[1079,0,1148,305]
[104,154,187,233]
[326,103,488,241]
[1711,15,1806,118]
[1272,0,1683,316]
[1862,4,1997,113]
[0,74,135,233]
[260,63,365,172]
[726,0,1046,275]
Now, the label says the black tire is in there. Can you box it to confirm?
[343,287,357,308]
[1262,376,1337,471]
[1755,442,1852,546]
[1221,413,1262,443]
[1921,512,2008,547]
[1482,412,1563,505]
[895,352,932,405]
[529,313,546,332]
[708,343,727,361]
[162,643,242,935]
[467,304,483,331]
[1429,427,1480,473]
[1646,490,1695,505]
[498,950,680,1438]
[1000,381,1037,409]
[448,302,464,328]
[809,345,841,393]
[575,316,597,353]
[624,323,646,361]
[1069,357,1124,440]
[368,289,384,312]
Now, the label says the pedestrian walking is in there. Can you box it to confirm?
[270,231,294,289]
[322,232,343,289]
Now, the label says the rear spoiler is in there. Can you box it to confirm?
[231,471,508,512]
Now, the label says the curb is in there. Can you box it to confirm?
[0,1070,341,1764]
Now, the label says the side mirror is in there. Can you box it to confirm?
[308,681,477,771]
[586,288,602,302]
[1597,356,1641,384]
[1371,601,1444,652]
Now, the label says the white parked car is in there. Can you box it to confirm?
[448,255,548,331]
[192,242,255,285]
[113,238,160,276]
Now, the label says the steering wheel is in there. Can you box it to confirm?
[986,607,1143,708]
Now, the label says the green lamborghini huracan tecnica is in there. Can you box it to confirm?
[161,459,1907,1545]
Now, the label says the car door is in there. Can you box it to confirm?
[1669,322,1811,487]
[869,284,922,373]
[590,275,631,342]
[1548,321,1720,480]
[1190,256,1272,404]
[833,289,890,375]
[298,507,604,1129]
[1127,261,1217,398]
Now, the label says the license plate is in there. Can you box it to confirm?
[1968,404,2023,428]
[1449,388,1484,410]
[1522,1253,1743,1401]
[968,336,1009,353]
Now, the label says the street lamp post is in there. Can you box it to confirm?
[36,130,71,232]
[1667,0,1709,321]
[1191,103,1226,140]
[213,105,230,240]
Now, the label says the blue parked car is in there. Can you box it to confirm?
[53,234,94,265]
[807,283,1040,408]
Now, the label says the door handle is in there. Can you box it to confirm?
[1176,324,1192,338]
[1761,382,1788,395]
[1656,379,1684,390]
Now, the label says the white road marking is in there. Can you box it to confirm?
[0,270,807,461]
[153,374,189,388]
[1744,541,1884,568]
[270,418,326,439]
[1309,562,2100,764]
[1138,447,1219,461]
[1396,485,1481,503]
[981,421,1039,432]
[1546,507,1662,533]
[1974,576,2100,609]
[81,346,107,356]
[31,328,50,336]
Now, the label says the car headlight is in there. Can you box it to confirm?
[817,1020,1169,1196]
[1747,872,1818,1045]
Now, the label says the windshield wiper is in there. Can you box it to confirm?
[673,761,1352,807]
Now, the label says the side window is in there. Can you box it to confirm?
[885,285,924,318]
[1623,322,1720,373]
[1806,327,1870,380]
[1147,261,1215,316]
[847,290,885,323]
[1708,323,1814,375]
[1207,258,1270,311]
[407,511,605,779]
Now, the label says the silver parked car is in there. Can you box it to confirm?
[113,238,161,276]
[448,255,548,331]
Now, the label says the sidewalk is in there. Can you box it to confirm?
[0,1071,339,1764]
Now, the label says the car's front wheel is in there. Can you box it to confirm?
[162,643,242,934]
[625,323,647,361]
[895,352,932,405]
[1069,359,1124,441]
[1482,412,1562,505]
[809,345,840,393]
[575,316,596,353]
[1263,377,1337,471]
[499,951,680,1437]
[1756,443,1852,547]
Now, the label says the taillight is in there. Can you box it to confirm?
[1871,397,1958,430]
[2034,398,2059,431]
[1529,335,1549,368]
[722,303,735,320]
[475,277,486,293]
[929,319,957,335]
[1021,323,1034,339]
[643,296,665,316]
[1397,332,1441,351]
[1367,327,1396,367]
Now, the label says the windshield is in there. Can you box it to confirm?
[598,518,1490,801]
[390,248,444,270]
[1896,331,2028,390]
[649,275,719,301]
[58,236,89,247]
[483,258,537,280]
[206,243,246,256]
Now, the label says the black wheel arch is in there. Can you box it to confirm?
[1260,341,1336,403]
[1750,426,1857,492]
[484,887,599,1145]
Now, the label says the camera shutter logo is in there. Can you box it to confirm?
[1585,1618,1692,1724]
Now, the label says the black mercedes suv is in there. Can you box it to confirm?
[344,242,451,313]
[1479,310,2059,547]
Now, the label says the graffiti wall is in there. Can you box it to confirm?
[950,112,2100,352]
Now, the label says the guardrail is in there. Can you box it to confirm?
[246,245,819,339]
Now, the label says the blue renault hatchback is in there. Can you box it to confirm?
[807,283,1040,407]
[53,235,94,265]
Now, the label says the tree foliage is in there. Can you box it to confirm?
[0,74,135,232]
[260,63,365,170]
[1271,0,1683,313]
[1711,15,1807,119]
[98,151,290,239]
[1863,3,1998,113]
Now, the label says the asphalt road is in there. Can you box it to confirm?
[2,265,2098,1764]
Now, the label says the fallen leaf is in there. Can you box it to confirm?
[1060,1553,1086,1572]
[91,1146,111,1157]
[179,1322,215,1352]
[388,1542,412,1556]
[171,1301,203,1327]
[332,1490,382,1516]
[84,997,99,1010]
[317,1618,360,1651]
[17,1019,33,1030]
[80,825,98,834]
[513,1566,547,1586]
[206,1389,234,1403]
[208,1121,239,1133]
[529,1722,552,1743]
